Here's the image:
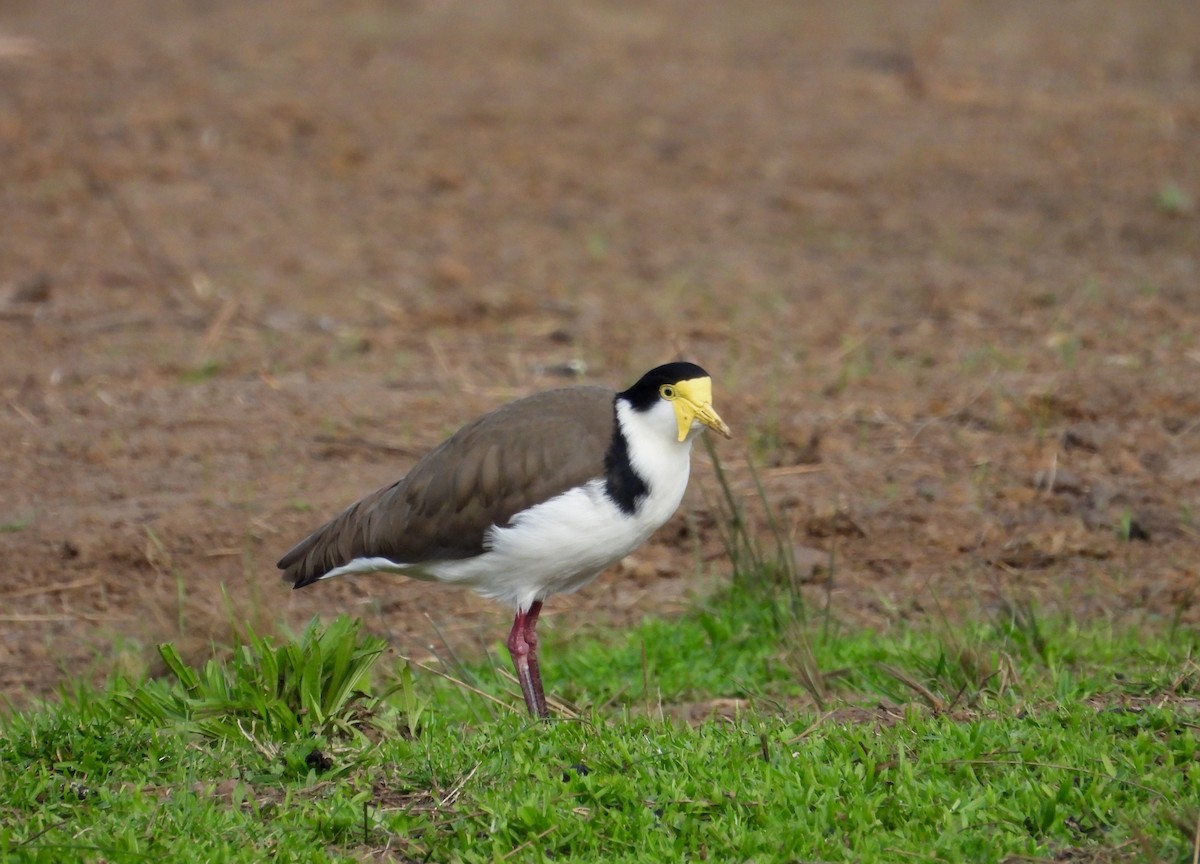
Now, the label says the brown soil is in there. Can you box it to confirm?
[1,1,1197,704]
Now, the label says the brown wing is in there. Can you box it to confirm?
[278,386,616,588]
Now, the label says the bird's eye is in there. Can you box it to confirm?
[659,384,676,400]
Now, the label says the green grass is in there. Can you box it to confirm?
[178,359,222,384]
[1156,182,1194,217]
[1,590,1197,863]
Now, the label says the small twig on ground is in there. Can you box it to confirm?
[897,383,991,454]
[312,434,425,459]
[879,663,945,711]
[7,401,41,428]
[0,307,38,321]
[495,668,580,720]
[760,464,825,478]
[398,655,516,713]
[500,826,556,862]
[0,577,97,601]
[0,613,120,623]
[784,711,835,745]
[80,164,197,311]
[198,297,240,361]
[439,762,480,809]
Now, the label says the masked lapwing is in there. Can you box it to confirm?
[278,361,731,718]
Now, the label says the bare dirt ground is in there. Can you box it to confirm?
[1,1,1197,704]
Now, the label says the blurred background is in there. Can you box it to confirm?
[1,0,1197,701]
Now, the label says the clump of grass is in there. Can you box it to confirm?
[179,358,222,383]
[123,615,388,742]
[703,436,805,606]
[702,437,845,707]
[1156,181,1194,217]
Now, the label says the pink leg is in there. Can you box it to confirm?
[523,601,547,717]
[506,600,549,719]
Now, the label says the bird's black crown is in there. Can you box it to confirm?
[619,362,710,411]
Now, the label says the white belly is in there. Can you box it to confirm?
[426,468,688,609]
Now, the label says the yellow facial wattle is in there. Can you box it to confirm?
[669,376,732,442]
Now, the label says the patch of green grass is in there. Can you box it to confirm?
[179,359,222,384]
[0,517,30,533]
[585,230,609,262]
[1156,181,1194,217]
[2,598,1196,863]
[540,591,1198,717]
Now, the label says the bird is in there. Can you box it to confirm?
[277,361,731,718]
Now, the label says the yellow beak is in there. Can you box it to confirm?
[671,377,732,442]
